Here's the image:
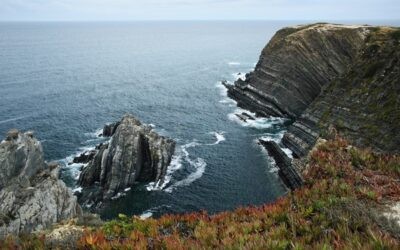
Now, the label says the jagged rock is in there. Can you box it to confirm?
[0,129,46,189]
[102,121,121,137]
[0,131,82,238]
[78,114,175,202]
[73,150,96,164]
[259,140,303,190]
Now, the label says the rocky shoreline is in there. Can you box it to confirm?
[0,22,399,246]
[224,23,400,189]
[0,114,175,237]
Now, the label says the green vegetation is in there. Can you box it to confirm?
[2,137,399,249]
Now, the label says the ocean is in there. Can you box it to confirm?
[1,20,399,219]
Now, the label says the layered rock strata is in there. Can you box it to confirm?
[282,26,400,157]
[259,140,303,190]
[226,23,400,189]
[225,23,369,119]
[77,114,175,203]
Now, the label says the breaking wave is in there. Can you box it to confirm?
[228,108,287,129]
[209,131,226,145]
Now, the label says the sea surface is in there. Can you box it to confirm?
[1,20,399,219]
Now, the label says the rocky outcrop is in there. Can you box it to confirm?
[226,23,400,189]
[102,121,121,137]
[283,26,400,156]
[78,114,175,203]
[225,23,370,119]
[259,140,303,190]
[0,131,82,238]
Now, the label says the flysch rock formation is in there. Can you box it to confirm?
[0,130,82,238]
[225,23,370,119]
[282,26,400,157]
[259,140,303,190]
[225,23,400,189]
[77,114,176,205]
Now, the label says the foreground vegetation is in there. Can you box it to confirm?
[2,137,400,249]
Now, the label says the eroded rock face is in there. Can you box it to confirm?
[78,114,175,203]
[259,140,303,190]
[0,131,82,238]
[283,26,400,157]
[226,23,400,190]
[225,23,369,118]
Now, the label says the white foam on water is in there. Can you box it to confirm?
[111,192,126,200]
[281,148,294,159]
[232,72,246,81]
[139,205,171,220]
[73,187,83,193]
[140,212,153,220]
[0,115,29,125]
[84,128,103,138]
[216,81,237,106]
[164,141,206,193]
[228,62,241,66]
[216,81,229,96]
[259,131,285,143]
[259,132,294,159]
[146,152,183,191]
[228,108,287,130]
[209,131,226,145]
[269,165,279,173]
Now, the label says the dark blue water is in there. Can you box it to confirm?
[1,20,399,219]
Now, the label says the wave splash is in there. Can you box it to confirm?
[209,131,226,145]
[164,141,206,193]
[228,108,287,129]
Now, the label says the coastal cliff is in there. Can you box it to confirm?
[0,130,82,238]
[226,23,369,118]
[2,23,400,249]
[226,23,400,188]
[77,114,176,204]
[283,26,400,157]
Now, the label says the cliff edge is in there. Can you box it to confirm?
[225,23,400,190]
[226,23,369,118]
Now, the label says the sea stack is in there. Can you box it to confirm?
[0,130,82,238]
[77,114,176,204]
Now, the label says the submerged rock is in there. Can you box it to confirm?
[78,114,175,203]
[0,130,82,238]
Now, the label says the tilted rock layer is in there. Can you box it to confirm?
[0,131,82,238]
[283,26,400,157]
[227,23,400,189]
[228,23,400,158]
[227,23,369,119]
[78,114,175,202]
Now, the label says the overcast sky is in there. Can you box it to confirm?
[1,0,399,21]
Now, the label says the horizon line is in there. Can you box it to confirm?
[0,18,400,23]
